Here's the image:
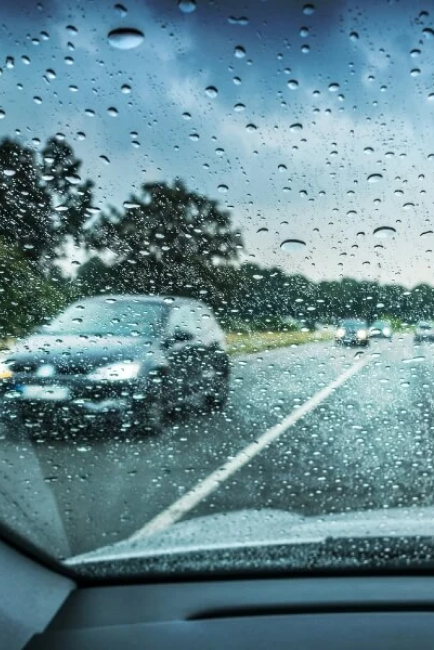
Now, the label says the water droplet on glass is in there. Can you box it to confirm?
[66,25,78,35]
[0,110,6,119]
[367,173,383,183]
[290,122,303,132]
[257,227,269,233]
[278,164,287,172]
[69,84,78,92]
[299,26,309,37]
[178,0,196,12]
[215,147,225,156]
[77,131,86,140]
[287,79,299,89]
[349,31,359,41]
[107,106,119,116]
[303,3,315,15]
[280,239,306,251]
[410,48,421,57]
[85,108,95,117]
[246,123,257,132]
[33,96,42,104]
[64,56,74,65]
[410,68,421,77]
[205,85,218,98]
[3,169,16,177]
[328,82,340,92]
[114,3,128,16]
[21,55,30,65]
[234,103,245,112]
[373,226,396,238]
[234,45,246,58]
[6,56,14,69]
[46,68,56,80]
[189,132,199,141]
[218,184,228,193]
[108,27,144,50]
[423,27,434,39]
[99,155,110,164]
[121,83,131,94]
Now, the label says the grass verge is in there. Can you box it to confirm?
[226,329,333,356]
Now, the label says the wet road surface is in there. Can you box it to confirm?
[2,332,434,556]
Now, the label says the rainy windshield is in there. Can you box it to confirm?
[44,300,164,337]
[4,0,434,576]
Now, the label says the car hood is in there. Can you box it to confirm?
[5,335,160,371]
[66,506,434,566]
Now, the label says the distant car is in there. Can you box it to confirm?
[369,320,393,340]
[335,319,369,347]
[0,295,230,434]
[414,321,434,343]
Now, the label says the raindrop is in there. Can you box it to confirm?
[69,85,78,92]
[410,48,421,57]
[65,174,81,184]
[403,202,415,210]
[299,26,309,37]
[21,55,30,65]
[218,184,228,193]
[410,68,421,77]
[46,68,56,80]
[233,76,241,85]
[6,56,14,69]
[228,16,249,25]
[0,110,6,119]
[99,155,110,164]
[349,31,359,41]
[367,173,383,183]
[287,79,299,89]
[205,85,218,98]
[278,164,287,172]
[215,147,225,156]
[123,201,141,209]
[423,27,434,39]
[121,83,131,93]
[77,131,86,140]
[64,56,74,65]
[246,123,257,132]
[328,82,340,92]
[33,96,42,104]
[234,45,246,58]
[257,227,269,233]
[108,28,144,50]
[3,169,15,177]
[303,4,315,15]
[428,93,434,101]
[189,132,199,141]
[373,226,396,238]
[290,123,303,132]
[114,3,127,16]
[107,106,119,116]
[234,103,245,111]
[182,112,191,119]
[421,230,433,237]
[85,109,95,117]
[178,0,196,12]
[280,239,306,251]
[66,25,78,35]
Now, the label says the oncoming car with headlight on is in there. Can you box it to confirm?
[0,295,230,435]
[369,320,393,340]
[335,319,369,347]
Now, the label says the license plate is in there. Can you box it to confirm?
[19,385,70,401]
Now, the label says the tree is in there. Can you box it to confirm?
[0,139,53,264]
[86,179,242,302]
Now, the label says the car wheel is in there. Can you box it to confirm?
[205,372,229,411]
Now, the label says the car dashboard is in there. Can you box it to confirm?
[4,536,434,650]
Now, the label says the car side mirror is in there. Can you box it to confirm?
[163,328,194,347]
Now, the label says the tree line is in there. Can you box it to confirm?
[0,134,432,337]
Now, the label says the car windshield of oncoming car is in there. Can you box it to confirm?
[3,0,434,577]
[45,301,164,338]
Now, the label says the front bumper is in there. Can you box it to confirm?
[0,373,151,426]
[335,336,369,346]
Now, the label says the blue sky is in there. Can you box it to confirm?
[1,0,434,287]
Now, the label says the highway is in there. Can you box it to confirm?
[2,332,434,558]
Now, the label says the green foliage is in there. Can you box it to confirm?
[0,239,66,337]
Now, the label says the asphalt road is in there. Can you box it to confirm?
[3,332,434,557]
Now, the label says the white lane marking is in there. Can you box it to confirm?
[129,354,371,541]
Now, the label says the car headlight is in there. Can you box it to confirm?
[88,362,141,381]
[0,361,13,380]
[382,327,391,336]
[336,328,345,337]
[357,329,367,339]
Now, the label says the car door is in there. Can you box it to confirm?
[164,304,204,408]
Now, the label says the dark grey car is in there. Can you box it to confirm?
[335,319,369,347]
[0,295,230,434]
